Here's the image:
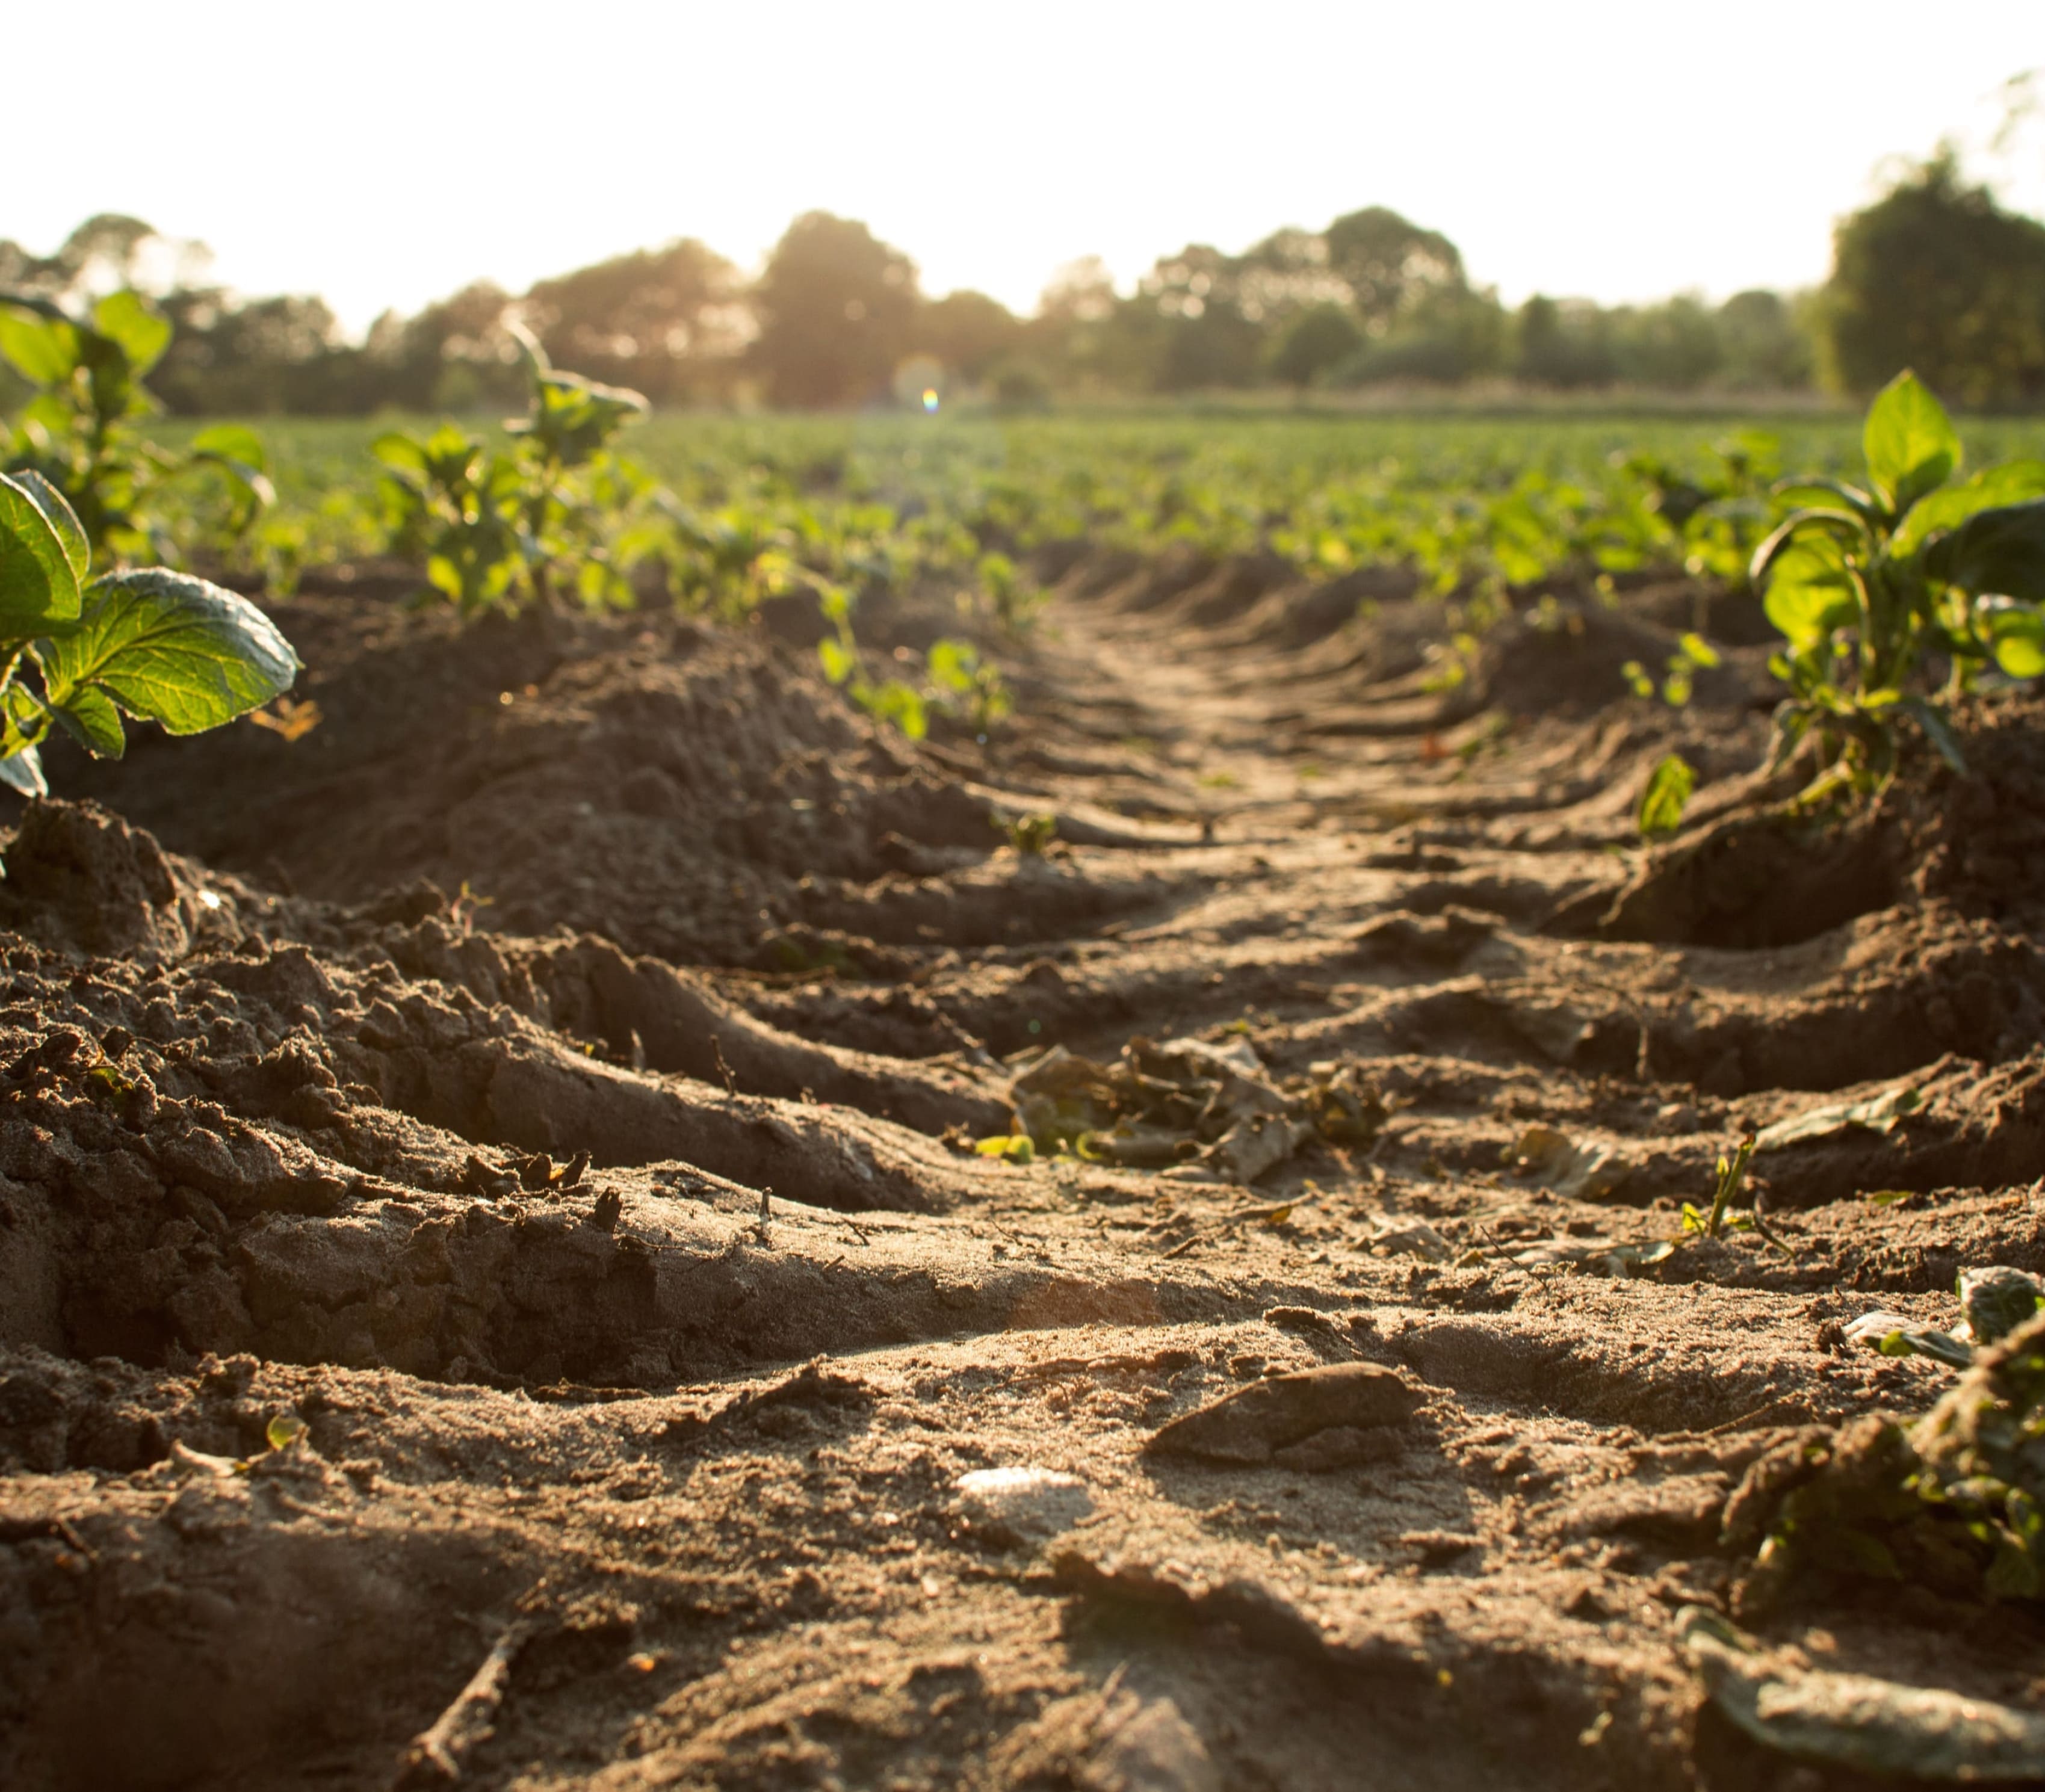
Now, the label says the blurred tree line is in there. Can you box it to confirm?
[4,149,2041,413]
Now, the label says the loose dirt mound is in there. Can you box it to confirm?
[52,594,998,968]
[6,563,2045,1790]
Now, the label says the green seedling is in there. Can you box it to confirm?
[927,636,1012,734]
[1625,430,1780,587]
[0,471,299,795]
[1005,812,1057,856]
[1681,1132,1757,1241]
[815,581,923,734]
[974,1134,1036,1164]
[976,552,1042,633]
[1623,631,1721,708]
[373,325,654,614]
[1733,1308,2045,1611]
[1636,752,1696,840]
[1754,370,2045,803]
[0,289,273,557]
[815,584,1009,741]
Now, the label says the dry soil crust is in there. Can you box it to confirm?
[4,551,2044,1790]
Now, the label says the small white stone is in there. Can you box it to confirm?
[954,1465,1093,1547]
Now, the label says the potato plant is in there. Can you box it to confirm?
[1754,371,2045,800]
[1624,430,1782,587]
[0,290,274,560]
[373,327,659,613]
[0,471,299,794]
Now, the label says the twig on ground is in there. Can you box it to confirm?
[711,1036,739,1097]
[392,1617,533,1788]
[1155,1191,1319,1259]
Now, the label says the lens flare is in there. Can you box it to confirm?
[922,388,939,413]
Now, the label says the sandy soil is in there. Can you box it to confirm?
[3,549,2043,1790]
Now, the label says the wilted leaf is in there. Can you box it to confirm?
[1844,1311,1973,1369]
[1755,1083,1919,1151]
[1683,1604,2045,1778]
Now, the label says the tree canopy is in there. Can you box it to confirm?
[750,213,919,407]
[19,173,2045,412]
[1823,151,2045,406]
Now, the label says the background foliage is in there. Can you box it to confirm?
[4,147,2041,417]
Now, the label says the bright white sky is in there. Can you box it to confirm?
[10,2,2043,336]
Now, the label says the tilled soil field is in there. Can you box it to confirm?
[4,549,2043,1790]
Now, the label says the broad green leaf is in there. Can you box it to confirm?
[1772,477,1877,520]
[0,746,47,799]
[190,424,268,473]
[1925,499,2045,602]
[1677,631,1721,669]
[424,421,478,462]
[1981,599,2045,679]
[5,471,88,583]
[1748,508,1867,585]
[51,684,125,757]
[1893,461,2045,555]
[91,291,173,378]
[0,473,85,631]
[1763,540,1858,649]
[425,555,466,603]
[1863,370,1960,515]
[190,440,276,518]
[371,431,429,476]
[0,307,79,384]
[43,570,299,734]
[1637,752,1695,839]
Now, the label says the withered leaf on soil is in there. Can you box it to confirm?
[1143,1362,1421,1465]
[1683,1605,2045,1780]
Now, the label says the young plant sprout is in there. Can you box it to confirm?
[0,471,298,795]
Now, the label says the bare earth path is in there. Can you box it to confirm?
[4,551,2043,1789]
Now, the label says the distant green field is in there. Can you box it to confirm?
[150,408,2045,606]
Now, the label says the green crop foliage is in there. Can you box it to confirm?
[1005,812,1057,855]
[1637,753,1697,839]
[373,326,657,614]
[927,637,1012,734]
[0,290,273,560]
[1756,371,2045,802]
[1681,1132,1757,1240]
[0,471,299,795]
[813,581,927,737]
[812,579,1006,740]
[1623,430,1780,587]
